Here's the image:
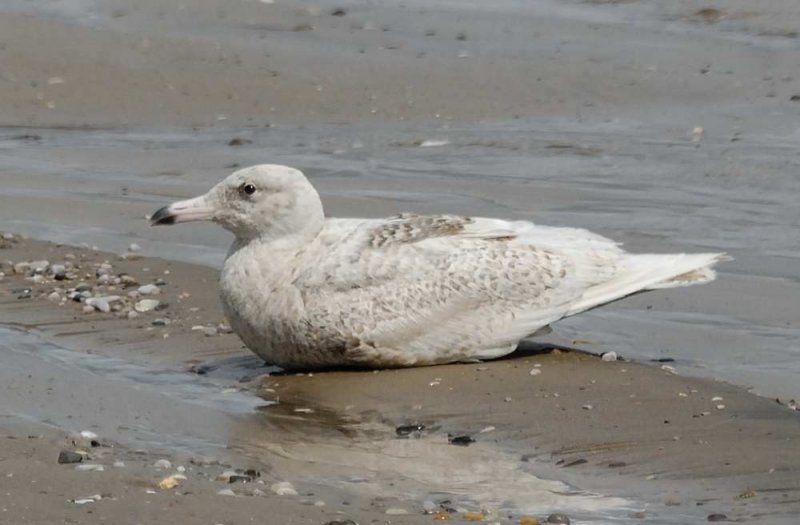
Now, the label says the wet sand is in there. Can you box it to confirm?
[2,0,800,523]
[1,237,799,524]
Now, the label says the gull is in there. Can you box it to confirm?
[151,164,727,369]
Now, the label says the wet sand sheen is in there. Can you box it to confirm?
[1,238,798,523]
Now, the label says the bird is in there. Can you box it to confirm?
[151,164,728,370]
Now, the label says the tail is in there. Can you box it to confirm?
[565,252,730,316]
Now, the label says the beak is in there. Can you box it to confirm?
[150,195,214,226]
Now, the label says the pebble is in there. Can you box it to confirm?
[80,430,99,439]
[73,494,102,505]
[396,424,425,437]
[217,488,237,497]
[75,464,104,472]
[50,264,66,277]
[58,450,84,464]
[127,311,140,320]
[462,511,484,520]
[135,299,160,312]
[158,475,182,490]
[128,243,141,252]
[520,518,541,525]
[153,459,172,469]
[385,508,409,515]
[47,291,61,302]
[86,297,110,313]
[30,260,50,273]
[13,262,31,274]
[582,404,593,410]
[529,368,542,376]
[546,513,571,524]
[601,351,618,362]
[191,325,218,336]
[137,284,161,295]
[707,514,728,522]
[151,318,170,326]
[270,481,298,496]
[113,461,126,468]
[448,434,475,446]
[323,521,358,525]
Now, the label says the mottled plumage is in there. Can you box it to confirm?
[151,164,728,369]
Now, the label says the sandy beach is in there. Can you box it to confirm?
[2,0,800,524]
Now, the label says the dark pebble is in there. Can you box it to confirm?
[331,8,347,16]
[229,474,253,483]
[608,461,627,468]
[54,272,67,281]
[546,513,571,524]
[652,357,675,363]
[58,450,83,464]
[448,434,474,446]
[75,284,92,292]
[243,468,260,478]
[563,458,587,467]
[227,138,252,146]
[395,424,425,437]
[707,514,728,522]
[790,95,800,101]
[154,302,169,311]
[188,364,216,375]
[324,521,357,525]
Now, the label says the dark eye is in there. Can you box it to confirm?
[240,183,257,196]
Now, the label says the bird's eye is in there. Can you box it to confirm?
[240,183,257,196]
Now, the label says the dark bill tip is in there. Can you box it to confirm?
[150,205,176,226]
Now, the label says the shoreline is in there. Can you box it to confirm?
[1,235,799,524]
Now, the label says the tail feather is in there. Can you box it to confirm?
[565,252,729,316]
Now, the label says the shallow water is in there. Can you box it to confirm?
[0,326,641,522]
[1,118,798,402]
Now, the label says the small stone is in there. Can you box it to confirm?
[79,430,98,439]
[153,459,171,469]
[582,404,593,410]
[47,291,61,302]
[158,476,181,490]
[432,513,450,521]
[395,424,425,437]
[135,299,160,312]
[58,450,83,464]
[448,434,474,446]
[323,521,357,525]
[13,262,31,274]
[546,513,571,525]
[137,284,161,295]
[30,260,50,273]
[529,368,542,376]
[270,481,298,496]
[385,508,409,515]
[72,495,101,505]
[128,243,141,252]
[520,517,541,525]
[113,461,125,468]
[86,297,110,313]
[601,351,618,362]
[75,464,104,472]
[707,514,728,522]
[151,318,170,326]
[127,311,140,320]
[462,511,484,520]
[217,488,237,497]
